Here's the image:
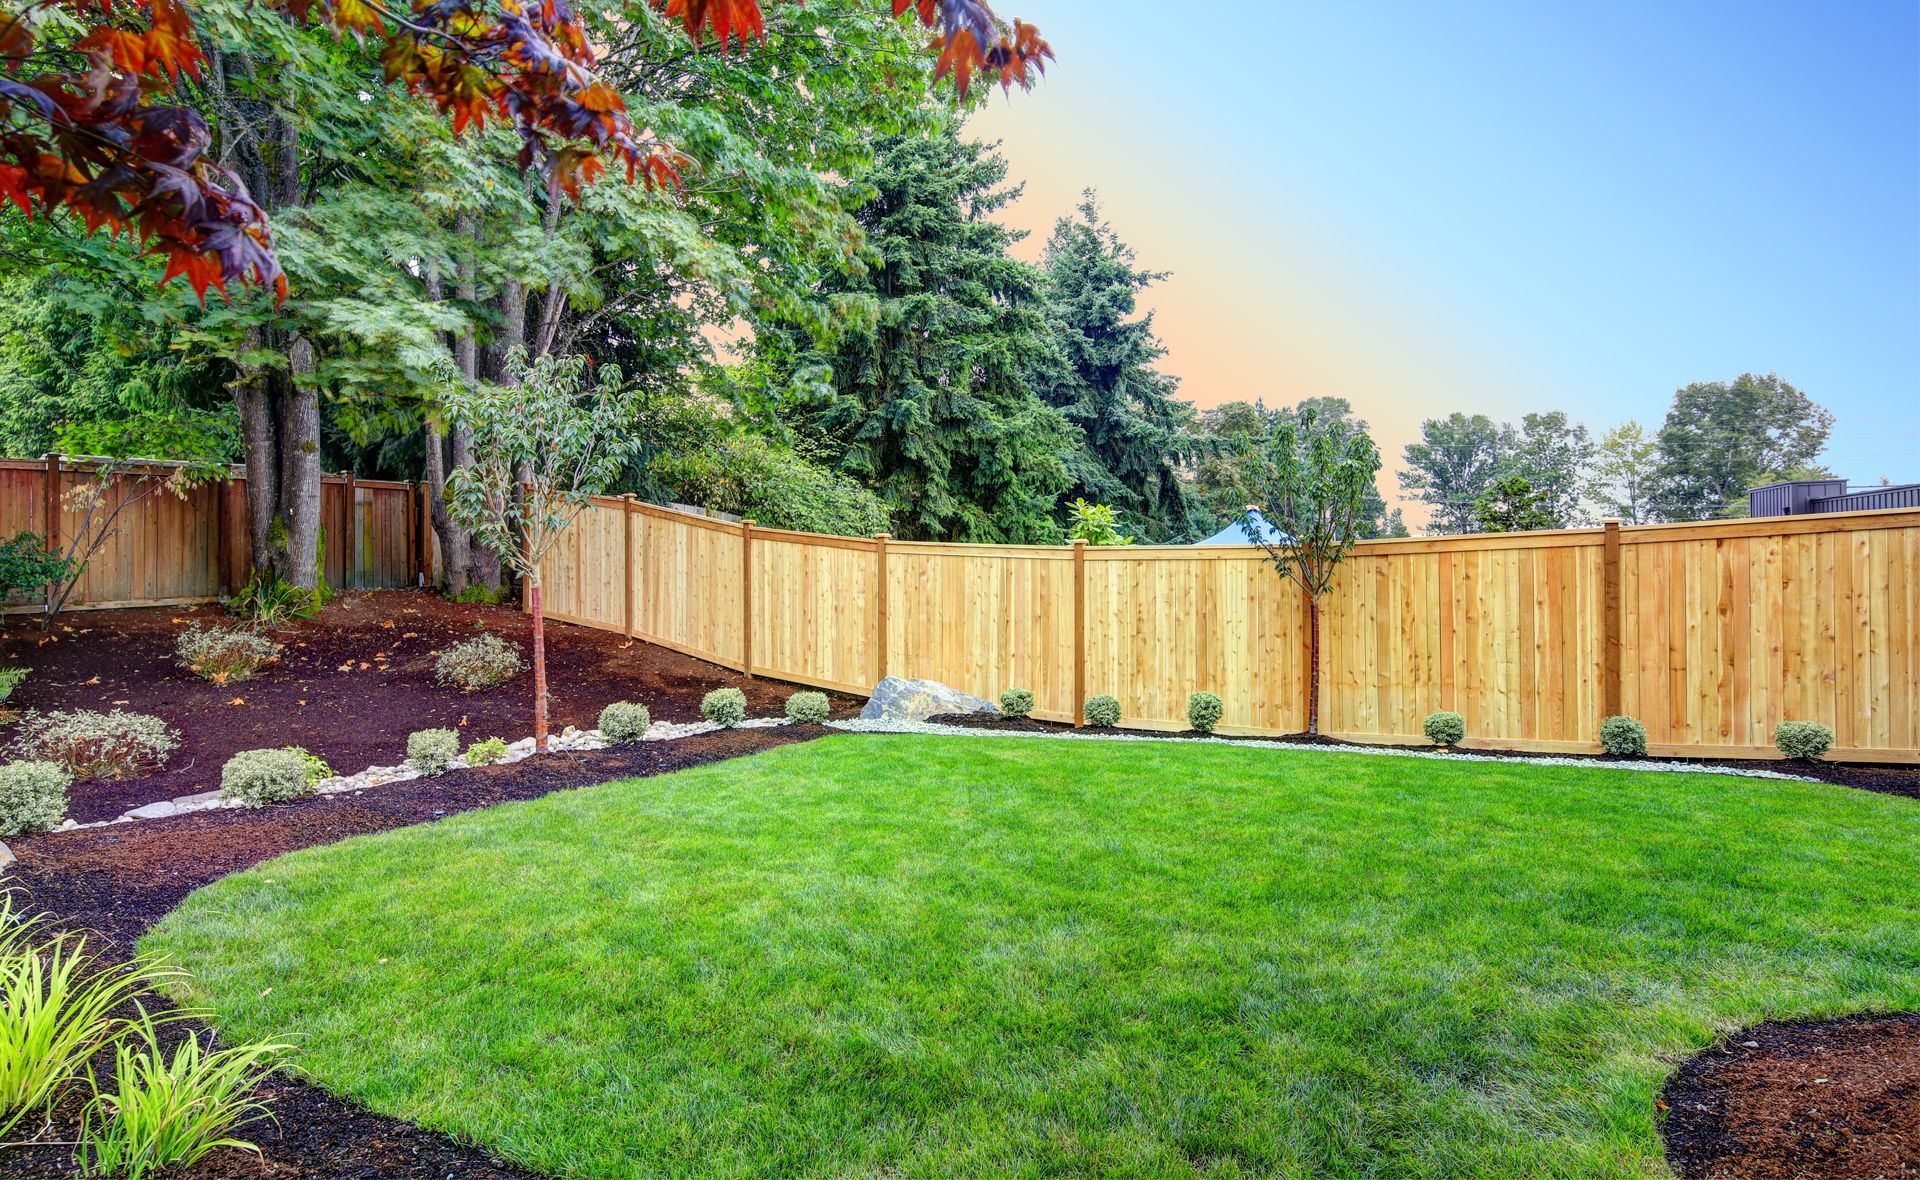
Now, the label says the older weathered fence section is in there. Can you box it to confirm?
[0,456,433,612]
[540,499,1919,762]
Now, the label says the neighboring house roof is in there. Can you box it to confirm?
[1194,509,1291,547]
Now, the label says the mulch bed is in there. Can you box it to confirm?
[2,591,857,823]
[2,723,832,1178]
[925,714,1920,798]
[1661,1013,1920,1179]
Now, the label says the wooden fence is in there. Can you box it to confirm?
[0,456,434,612]
[540,498,1920,763]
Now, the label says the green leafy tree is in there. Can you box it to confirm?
[444,352,639,750]
[1034,192,1194,540]
[1504,411,1593,527]
[1197,399,1402,539]
[1648,373,1833,521]
[1065,500,1134,546]
[1398,413,1508,534]
[1589,421,1658,524]
[770,125,1073,542]
[1236,406,1383,735]
[1471,473,1555,533]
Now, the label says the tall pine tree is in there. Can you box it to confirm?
[778,126,1072,542]
[1035,193,1196,541]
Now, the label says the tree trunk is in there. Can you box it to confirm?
[530,578,548,751]
[1307,596,1321,736]
[278,337,323,589]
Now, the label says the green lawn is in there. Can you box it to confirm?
[145,736,1920,1179]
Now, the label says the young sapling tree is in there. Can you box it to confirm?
[444,350,639,750]
[1236,407,1383,736]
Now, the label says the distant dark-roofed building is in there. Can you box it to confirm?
[1749,478,1920,517]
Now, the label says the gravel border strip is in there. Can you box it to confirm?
[825,717,1819,782]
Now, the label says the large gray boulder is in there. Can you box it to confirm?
[859,676,999,723]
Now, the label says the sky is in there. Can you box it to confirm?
[970,0,1920,523]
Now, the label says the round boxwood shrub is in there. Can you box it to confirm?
[1423,710,1466,748]
[1598,715,1648,757]
[1083,694,1121,728]
[999,688,1035,718]
[0,759,70,835]
[1187,691,1224,734]
[599,701,652,744]
[219,748,313,807]
[1774,720,1835,761]
[702,687,748,728]
[10,708,178,781]
[785,691,830,725]
[433,634,525,691]
[175,623,282,685]
[407,727,460,775]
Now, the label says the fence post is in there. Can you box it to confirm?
[413,483,430,586]
[1437,549,1454,713]
[1602,518,1623,724]
[1072,538,1087,727]
[740,519,755,677]
[214,475,231,596]
[42,452,61,607]
[622,495,637,638]
[341,471,358,590]
[872,533,890,686]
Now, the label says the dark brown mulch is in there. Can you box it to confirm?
[1,723,831,1179]
[1662,1013,1920,1179]
[924,714,1920,798]
[1,591,856,823]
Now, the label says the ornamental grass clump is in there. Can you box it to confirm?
[1598,715,1648,757]
[1083,695,1121,728]
[175,624,282,685]
[408,728,460,775]
[785,691,829,725]
[10,709,178,781]
[702,688,747,728]
[219,749,313,807]
[465,737,510,766]
[999,688,1034,718]
[1423,711,1466,748]
[1187,692,1224,734]
[598,702,651,744]
[1774,720,1835,761]
[0,760,70,836]
[433,634,525,691]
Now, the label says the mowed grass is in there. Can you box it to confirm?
[145,736,1920,1178]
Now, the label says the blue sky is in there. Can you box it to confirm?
[973,1,1920,513]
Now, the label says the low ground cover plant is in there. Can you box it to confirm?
[291,748,333,788]
[9,709,178,781]
[1599,715,1648,757]
[599,702,651,743]
[465,737,510,766]
[702,688,747,728]
[176,624,283,685]
[999,688,1033,718]
[1083,694,1121,727]
[0,666,27,723]
[0,759,71,835]
[434,635,525,691]
[1774,720,1835,760]
[785,692,829,725]
[1187,692,1223,733]
[408,729,460,775]
[219,749,315,807]
[1423,710,1465,747]
[224,572,320,627]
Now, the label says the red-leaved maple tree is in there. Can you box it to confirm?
[0,0,1049,301]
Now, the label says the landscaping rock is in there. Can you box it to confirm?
[123,800,179,820]
[859,676,999,723]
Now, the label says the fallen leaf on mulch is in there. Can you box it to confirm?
[84,675,100,685]
[380,620,395,629]
[228,697,245,706]
[337,662,354,672]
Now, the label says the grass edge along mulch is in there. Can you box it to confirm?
[143,735,1920,1180]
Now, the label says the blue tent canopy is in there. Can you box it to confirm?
[1194,509,1292,547]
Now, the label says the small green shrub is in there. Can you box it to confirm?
[702,688,747,728]
[464,736,510,766]
[1083,694,1121,728]
[9,709,178,781]
[76,1012,288,1180]
[223,573,319,627]
[0,760,69,836]
[0,531,78,600]
[434,634,525,691]
[286,747,333,788]
[1187,691,1224,734]
[785,691,830,725]
[175,624,282,685]
[999,688,1034,718]
[1423,711,1466,747]
[448,583,511,606]
[1598,715,1648,757]
[598,702,652,743]
[219,748,312,807]
[1774,720,1835,760]
[407,728,460,775]
[0,667,26,703]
